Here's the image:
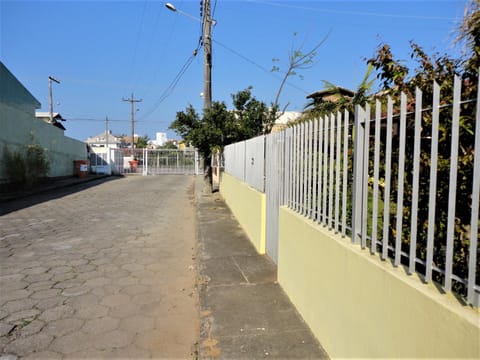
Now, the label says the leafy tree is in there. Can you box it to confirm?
[169,88,276,161]
[364,1,479,292]
[300,63,375,122]
[136,135,150,148]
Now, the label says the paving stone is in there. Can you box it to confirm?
[19,319,45,337]
[43,318,84,337]
[4,332,53,357]
[0,322,15,337]
[0,289,32,304]
[26,281,54,292]
[75,304,109,319]
[22,350,62,359]
[39,305,74,322]
[92,329,134,350]
[81,316,119,335]
[2,299,37,314]
[34,297,64,311]
[100,293,131,308]
[60,286,89,297]
[119,315,154,334]
[50,331,95,354]
[30,289,60,300]
[4,309,40,324]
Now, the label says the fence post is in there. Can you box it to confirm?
[351,105,365,244]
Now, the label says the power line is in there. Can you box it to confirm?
[213,39,309,95]
[248,0,457,21]
[138,45,201,121]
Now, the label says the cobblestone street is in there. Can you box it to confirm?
[0,176,199,359]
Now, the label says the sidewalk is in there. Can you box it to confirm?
[195,177,329,359]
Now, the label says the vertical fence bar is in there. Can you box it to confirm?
[361,104,370,249]
[312,118,319,221]
[329,114,335,229]
[306,121,312,217]
[293,125,299,211]
[352,105,365,244]
[467,72,480,306]
[323,116,329,225]
[305,121,310,216]
[409,88,423,274]
[425,82,441,283]
[335,112,342,233]
[300,122,305,214]
[444,76,461,291]
[342,110,349,237]
[318,117,324,224]
[284,128,291,206]
[394,93,407,266]
[371,100,381,254]
[382,98,394,259]
[307,121,314,218]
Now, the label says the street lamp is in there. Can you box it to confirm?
[165,1,213,111]
[48,76,60,124]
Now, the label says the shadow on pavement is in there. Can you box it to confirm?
[0,175,122,216]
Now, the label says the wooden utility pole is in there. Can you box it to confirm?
[122,93,142,153]
[203,0,212,110]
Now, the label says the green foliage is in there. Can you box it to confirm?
[136,135,150,148]
[299,63,375,123]
[169,87,277,160]
[2,142,50,189]
[364,3,479,292]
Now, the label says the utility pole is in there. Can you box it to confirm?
[48,76,60,124]
[122,93,142,153]
[203,0,212,110]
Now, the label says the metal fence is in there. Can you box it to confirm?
[91,148,203,176]
[224,74,480,307]
[224,135,265,192]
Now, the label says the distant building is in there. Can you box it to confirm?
[148,132,168,147]
[306,86,354,105]
[35,111,67,131]
[272,111,302,132]
[85,130,122,149]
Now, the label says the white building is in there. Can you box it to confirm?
[85,130,122,149]
[149,132,168,147]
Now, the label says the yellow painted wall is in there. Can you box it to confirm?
[220,172,266,254]
[278,207,480,359]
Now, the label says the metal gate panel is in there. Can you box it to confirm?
[265,131,285,264]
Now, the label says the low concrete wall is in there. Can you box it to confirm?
[219,172,266,254]
[0,103,87,181]
[278,206,480,359]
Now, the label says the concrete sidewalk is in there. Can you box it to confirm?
[195,178,329,359]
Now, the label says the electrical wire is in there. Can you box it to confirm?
[247,0,457,21]
[213,39,309,95]
[138,45,201,121]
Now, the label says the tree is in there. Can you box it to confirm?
[169,88,276,161]
[364,1,479,292]
[300,63,375,122]
[271,31,331,111]
[136,135,150,148]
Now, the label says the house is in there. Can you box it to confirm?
[35,111,67,131]
[271,111,302,132]
[306,86,355,104]
[85,130,122,149]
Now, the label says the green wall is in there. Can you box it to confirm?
[0,63,87,182]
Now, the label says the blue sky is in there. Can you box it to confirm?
[1,0,468,142]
